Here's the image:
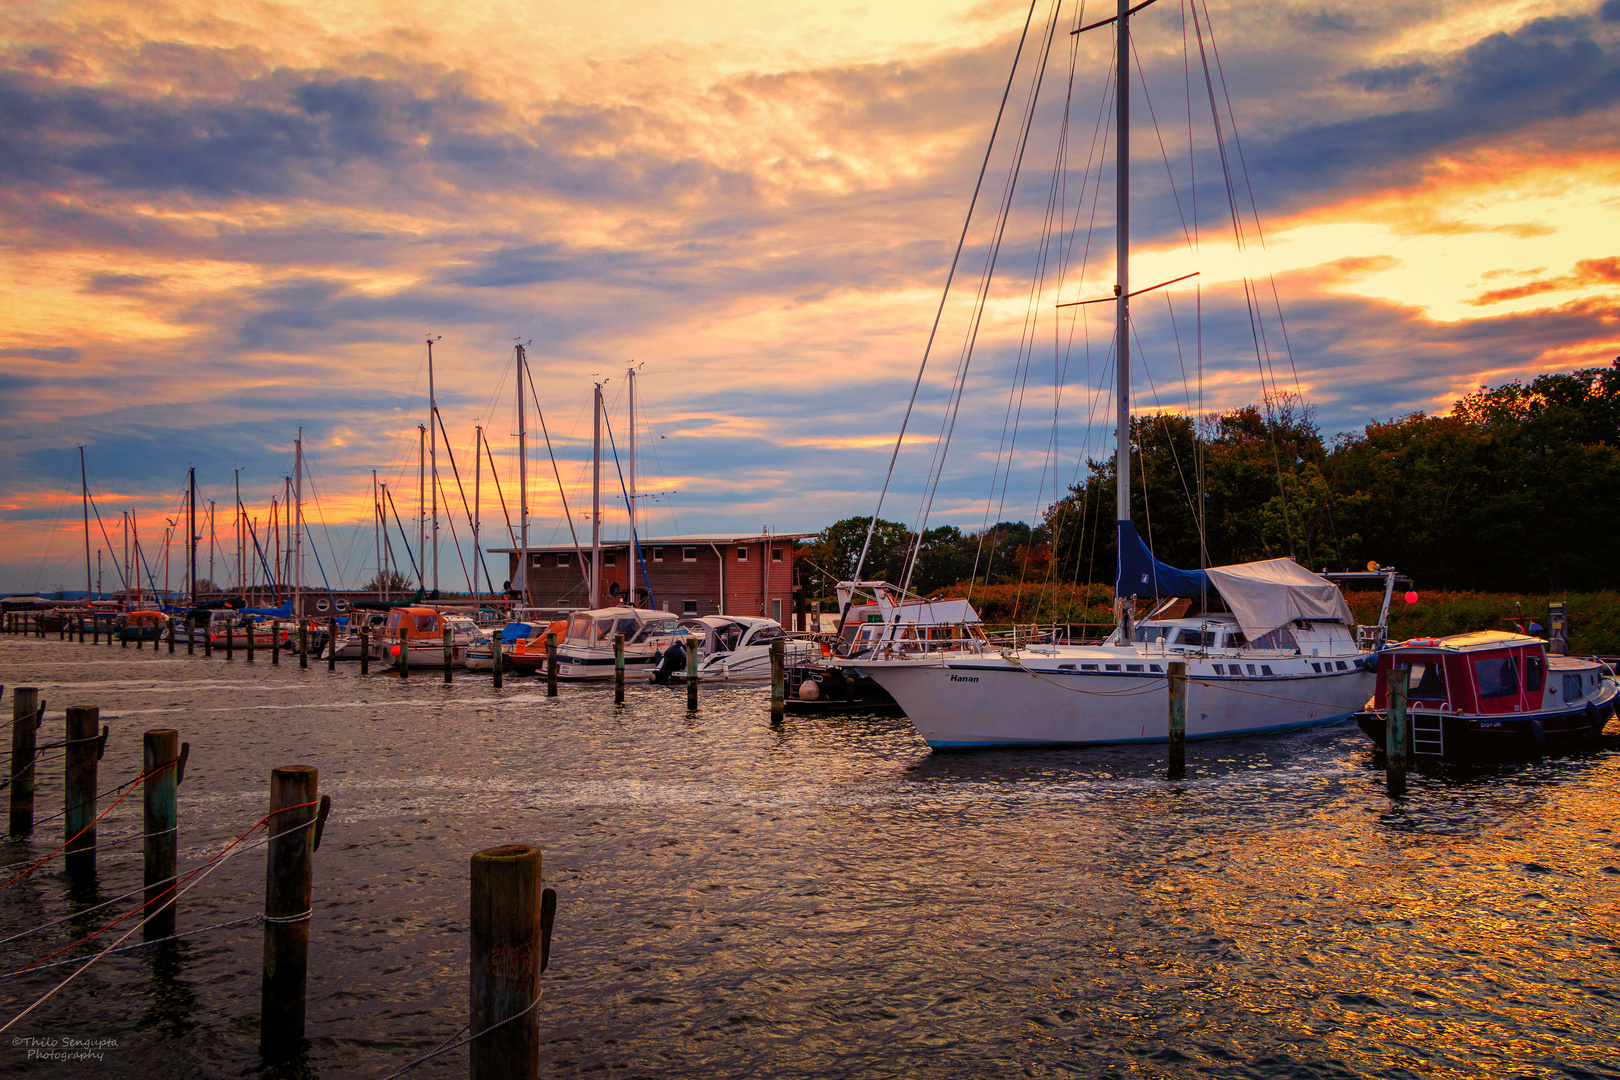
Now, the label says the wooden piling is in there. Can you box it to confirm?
[79,618,86,644]
[186,615,194,654]
[299,621,308,670]
[143,729,180,940]
[359,628,369,675]
[1167,661,1187,780]
[64,705,99,879]
[770,638,785,724]
[246,622,255,663]
[399,633,409,677]
[271,620,281,666]
[546,632,558,697]
[226,623,234,661]
[10,687,40,836]
[260,765,319,1052]
[1387,665,1409,796]
[93,617,100,645]
[168,617,176,653]
[469,844,542,1080]
[686,638,699,712]
[327,619,336,672]
[135,624,141,649]
[203,620,211,656]
[444,627,454,685]
[614,633,625,705]
[492,634,503,689]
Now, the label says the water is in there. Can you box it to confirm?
[1,635,1617,1078]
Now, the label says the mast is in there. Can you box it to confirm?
[427,336,440,598]
[1114,0,1132,636]
[380,482,391,599]
[591,382,602,609]
[294,428,303,618]
[516,344,529,605]
[79,447,91,599]
[122,511,129,604]
[628,366,638,605]
[208,500,215,590]
[417,424,426,593]
[372,470,381,596]
[188,467,197,603]
[473,425,483,607]
[234,469,242,597]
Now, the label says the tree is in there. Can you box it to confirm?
[363,570,415,594]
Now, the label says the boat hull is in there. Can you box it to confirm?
[857,655,1372,748]
[1357,699,1615,760]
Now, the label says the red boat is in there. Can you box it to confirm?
[1358,631,1618,759]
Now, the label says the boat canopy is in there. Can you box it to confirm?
[1117,521,1353,638]
[500,622,535,643]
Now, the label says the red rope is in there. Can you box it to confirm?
[0,758,178,892]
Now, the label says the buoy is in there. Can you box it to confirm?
[799,680,821,701]
[1404,591,1418,604]
[390,644,400,658]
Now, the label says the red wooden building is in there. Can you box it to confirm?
[491,533,812,625]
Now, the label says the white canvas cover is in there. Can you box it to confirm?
[1204,558,1354,639]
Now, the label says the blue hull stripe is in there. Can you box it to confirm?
[923,711,1357,749]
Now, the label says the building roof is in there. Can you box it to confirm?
[488,533,813,554]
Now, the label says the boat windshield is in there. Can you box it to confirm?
[413,612,438,632]
[566,613,592,641]
[1474,654,1520,700]
[1133,625,1170,643]
[595,617,639,641]
[749,624,784,644]
[1401,660,1446,698]
[634,618,679,642]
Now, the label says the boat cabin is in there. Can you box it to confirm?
[680,615,785,656]
[382,607,481,641]
[561,607,682,647]
[1373,631,1552,716]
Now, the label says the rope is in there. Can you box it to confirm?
[26,759,167,831]
[0,914,264,977]
[0,759,180,891]
[376,991,544,1080]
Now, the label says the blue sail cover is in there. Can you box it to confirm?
[1115,520,1207,599]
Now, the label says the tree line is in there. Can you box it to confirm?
[799,360,1620,602]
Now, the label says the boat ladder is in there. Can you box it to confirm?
[1411,709,1445,757]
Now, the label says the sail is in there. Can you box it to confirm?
[1115,521,1207,599]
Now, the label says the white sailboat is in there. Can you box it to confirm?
[854,0,1391,748]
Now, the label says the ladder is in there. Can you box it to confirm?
[1412,710,1445,757]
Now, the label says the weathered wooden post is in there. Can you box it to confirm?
[167,617,176,653]
[492,634,503,690]
[79,617,86,644]
[1167,661,1187,780]
[261,765,320,1052]
[469,844,542,1080]
[546,632,558,697]
[614,633,625,705]
[770,638,785,724]
[226,623,235,660]
[299,620,308,669]
[327,619,337,672]
[10,687,40,836]
[444,626,454,685]
[271,619,281,666]
[359,628,369,675]
[686,638,699,712]
[92,616,100,645]
[64,705,101,879]
[246,622,256,663]
[399,632,410,677]
[204,618,212,656]
[121,617,128,648]
[134,622,141,649]
[1387,666,1410,796]
[143,729,182,940]
[186,615,194,654]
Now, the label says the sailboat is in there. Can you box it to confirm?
[854,0,1396,748]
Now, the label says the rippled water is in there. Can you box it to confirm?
[1,635,1617,1079]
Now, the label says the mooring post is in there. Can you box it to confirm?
[246,622,255,663]
[546,632,558,697]
[10,687,40,836]
[135,623,141,649]
[686,638,699,712]
[469,844,543,1080]
[299,620,308,670]
[492,634,503,690]
[203,619,212,656]
[92,617,100,645]
[167,617,175,653]
[1167,660,1187,780]
[226,623,234,660]
[359,628,369,675]
[186,615,194,654]
[444,626,454,685]
[614,633,625,705]
[1387,665,1409,796]
[64,705,100,879]
[261,765,320,1052]
[770,638,785,724]
[79,617,86,644]
[399,633,410,678]
[327,619,336,672]
[271,620,280,666]
[143,728,181,940]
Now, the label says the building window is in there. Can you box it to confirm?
[772,548,783,562]
[737,547,749,561]
[653,547,664,562]
[771,599,782,623]
[557,553,570,567]
[682,600,698,614]
[683,547,697,562]
[530,554,543,567]
[604,551,617,566]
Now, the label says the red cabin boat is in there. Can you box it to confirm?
[1358,631,1617,759]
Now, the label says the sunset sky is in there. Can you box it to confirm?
[3,0,1618,595]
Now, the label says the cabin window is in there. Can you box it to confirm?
[1080,663,1098,671]
[737,547,749,561]
[1175,629,1215,647]
[1473,655,1520,700]
[653,547,664,562]
[1126,664,1144,672]
[1213,664,1225,675]
[683,547,698,562]
[567,613,591,639]
[1311,663,1321,673]
[1563,674,1583,700]
[772,548,783,562]
[1401,661,1446,698]
[682,600,698,614]
[1226,631,1249,649]
[414,613,437,631]
[1249,627,1298,651]
[1134,625,1170,643]
[1104,664,1120,671]
[557,553,571,567]
[635,618,679,641]
[1525,653,1545,692]
[1246,664,1257,676]
[1334,661,1347,671]
[604,552,617,566]
[753,624,784,643]
[1149,664,1162,673]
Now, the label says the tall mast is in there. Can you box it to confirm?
[516,344,529,605]
[234,469,241,597]
[628,366,638,605]
[79,447,91,599]
[122,511,129,603]
[294,428,303,617]
[380,482,391,599]
[427,336,440,598]
[591,382,602,609]
[417,424,426,593]
[372,470,381,596]
[473,425,483,607]
[208,499,215,589]
[1114,0,1132,635]
[188,467,197,603]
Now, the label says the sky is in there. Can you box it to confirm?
[3,0,1619,596]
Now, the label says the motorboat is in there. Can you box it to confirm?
[327,610,391,661]
[467,617,567,672]
[548,606,683,680]
[669,615,819,682]
[378,606,488,669]
[1357,631,1617,759]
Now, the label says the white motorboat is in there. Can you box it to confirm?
[675,615,819,681]
[550,606,683,680]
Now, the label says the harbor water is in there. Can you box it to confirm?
[1,635,1617,1078]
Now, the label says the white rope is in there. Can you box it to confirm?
[375,991,544,1080]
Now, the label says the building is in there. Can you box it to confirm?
[490,533,813,624]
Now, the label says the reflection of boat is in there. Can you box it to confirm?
[549,606,683,680]
[673,615,818,682]
[1357,631,1618,760]
[379,607,487,668]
